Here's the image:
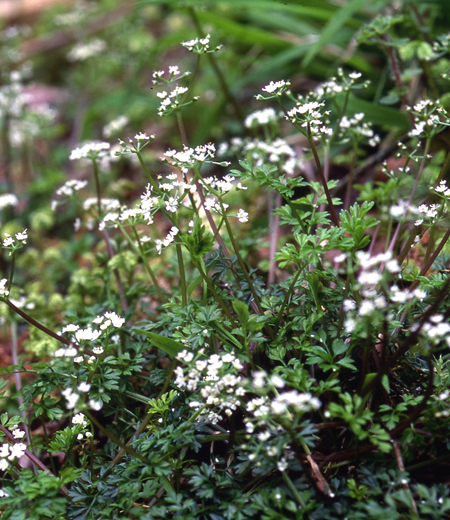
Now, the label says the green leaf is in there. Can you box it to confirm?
[302,0,367,67]
[133,329,184,357]
[188,274,203,295]
[232,299,250,326]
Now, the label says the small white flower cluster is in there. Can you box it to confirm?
[156,86,195,117]
[435,179,450,198]
[0,435,27,471]
[242,137,299,174]
[415,203,441,226]
[92,311,125,329]
[245,371,320,433]
[62,387,102,411]
[237,209,249,223]
[70,141,110,161]
[356,251,401,286]
[163,143,217,168]
[286,100,333,139]
[343,250,427,333]
[99,184,161,231]
[204,197,229,214]
[201,174,236,194]
[140,184,160,224]
[115,133,155,156]
[55,179,88,198]
[55,311,125,359]
[0,78,31,120]
[256,80,290,99]
[389,199,413,219]
[155,226,179,255]
[244,108,277,128]
[72,413,93,440]
[0,279,9,297]
[181,34,222,54]
[165,196,179,213]
[315,69,369,99]
[389,285,426,304]
[339,112,380,147]
[72,412,88,426]
[67,39,107,62]
[103,115,129,138]
[174,350,244,424]
[152,66,190,84]
[408,99,450,138]
[414,314,450,346]
[0,194,18,211]
[2,229,27,251]
[83,198,120,212]
[158,173,197,197]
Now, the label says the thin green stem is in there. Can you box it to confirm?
[243,336,256,371]
[7,250,15,293]
[282,471,306,508]
[274,269,302,329]
[189,8,245,127]
[176,244,187,306]
[100,359,177,480]
[128,225,166,301]
[193,258,237,327]
[84,411,149,465]
[91,158,103,217]
[307,135,340,227]
[220,203,263,315]
[344,142,357,211]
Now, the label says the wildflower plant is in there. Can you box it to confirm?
[2,2,450,519]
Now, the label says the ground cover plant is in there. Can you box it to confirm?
[1,0,450,518]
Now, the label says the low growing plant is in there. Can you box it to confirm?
[1,3,450,519]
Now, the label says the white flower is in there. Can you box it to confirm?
[359,300,375,316]
[244,108,277,128]
[103,115,129,138]
[8,442,26,460]
[344,318,357,333]
[261,80,290,94]
[0,279,10,297]
[357,271,381,285]
[0,444,9,458]
[12,429,25,439]
[165,197,179,213]
[75,328,102,342]
[67,39,107,61]
[89,399,103,411]
[237,209,248,223]
[270,375,285,388]
[70,142,110,161]
[2,234,13,247]
[0,194,18,210]
[386,259,401,273]
[62,388,79,409]
[72,413,88,426]
[77,382,91,393]
[134,132,149,140]
[277,458,288,472]
[343,299,356,311]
